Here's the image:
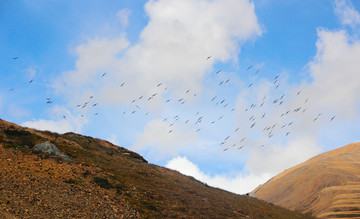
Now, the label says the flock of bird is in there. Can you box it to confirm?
[8,56,336,152]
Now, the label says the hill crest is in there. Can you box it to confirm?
[254,142,360,218]
[0,119,311,218]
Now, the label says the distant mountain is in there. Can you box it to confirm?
[0,119,310,218]
[253,142,360,218]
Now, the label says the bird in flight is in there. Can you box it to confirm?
[216,70,221,74]
[330,116,336,121]
[247,65,253,70]
[13,57,18,60]
[29,80,33,83]
[206,56,212,60]
[101,72,106,78]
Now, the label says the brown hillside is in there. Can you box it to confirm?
[0,119,311,218]
[253,142,360,218]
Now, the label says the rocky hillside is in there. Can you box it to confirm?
[253,142,360,218]
[0,119,311,218]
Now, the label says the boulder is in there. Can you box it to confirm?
[32,142,71,161]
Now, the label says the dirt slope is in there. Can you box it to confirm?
[0,119,311,218]
[253,142,360,218]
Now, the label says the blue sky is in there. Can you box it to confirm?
[1,0,360,194]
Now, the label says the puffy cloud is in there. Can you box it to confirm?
[246,136,321,175]
[132,119,197,161]
[304,28,360,118]
[334,0,360,29]
[55,0,262,111]
[21,106,87,134]
[166,156,271,194]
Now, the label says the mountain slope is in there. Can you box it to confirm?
[253,142,360,218]
[0,119,311,218]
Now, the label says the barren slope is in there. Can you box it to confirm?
[0,119,311,218]
[253,142,360,218]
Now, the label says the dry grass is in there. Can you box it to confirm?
[254,142,360,218]
[0,119,311,218]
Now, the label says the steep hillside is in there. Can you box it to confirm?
[0,119,311,218]
[253,142,360,218]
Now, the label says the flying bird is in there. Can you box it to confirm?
[29,80,33,83]
[101,72,106,77]
[13,57,19,60]
[206,56,212,60]
[216,70,221,74]
[247,65,253,70]
[330,116,336,121]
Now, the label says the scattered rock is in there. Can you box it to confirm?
[32,142,71,161]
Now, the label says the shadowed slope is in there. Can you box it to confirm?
[254,142,360,218]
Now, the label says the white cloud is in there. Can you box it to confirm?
[335,0,360,29]
[132,119,197,160]
[304,28,360,118]
[166,156,271,194]
[21,106,87,134]
[55,0,262,111]
[246,136,321,175]
[116,8,131,28]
